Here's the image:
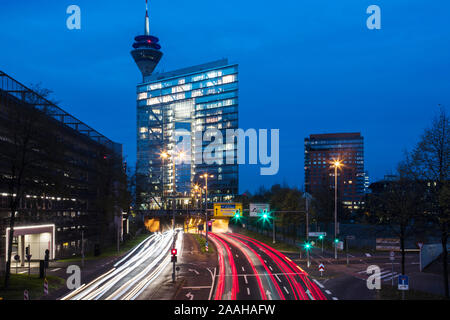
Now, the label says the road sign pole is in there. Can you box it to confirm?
[307,249,310,268]
[346,239,349,266]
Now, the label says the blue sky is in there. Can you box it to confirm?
[0,0,449,193]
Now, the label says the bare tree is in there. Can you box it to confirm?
[1,84,64,288]
[367,172,425,275]
[404,106,449,298]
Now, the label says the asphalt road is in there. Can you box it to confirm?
[210,232,327,300]
[60,229,183,300]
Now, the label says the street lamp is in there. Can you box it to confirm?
[200,172,214,251]
[332,160,342,260]
[160,151,169,209]
[161,150,185,282]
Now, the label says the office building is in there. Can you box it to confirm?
[304,132,364,210]
[0,71,126,271]
[135,59,239,209]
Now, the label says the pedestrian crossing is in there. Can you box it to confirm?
[356,268,399,282]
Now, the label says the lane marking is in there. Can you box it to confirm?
[247,287,250,295]
[51,268,61,272]
[274,274,282,283]
[269,265,273,271]
[244,275,248,284]
[283,286,289,294]
[332,297,338,300]
[325,290,331,295]
[313,279,324,288]
[241,266,245,272]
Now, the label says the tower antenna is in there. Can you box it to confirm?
[145,0,150,35]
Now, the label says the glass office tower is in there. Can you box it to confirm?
[136,59,239,209]
[304,133,365,210]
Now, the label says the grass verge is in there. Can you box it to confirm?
[192,234,215,254]
[376,285,446,300]
[0,274,65,300]
[232,228,299,253]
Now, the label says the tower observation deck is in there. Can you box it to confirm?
[131,0,163,79]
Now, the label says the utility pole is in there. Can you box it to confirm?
[306,194,310,268]
[201,173,213,251]
[333,161,341,260]
[81,230,85,268]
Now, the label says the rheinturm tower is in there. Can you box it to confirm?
[131,0,163,79]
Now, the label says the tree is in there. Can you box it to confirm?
[404,106,449,298]
[367,172,426,275]
[1,84,65,288]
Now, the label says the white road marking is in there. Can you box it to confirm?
[283,286,289,294]
[241,266,245,272]
[313,279,324,288]
[275,274,282,283]
[269,265,273,271]
[51,268,61,272]
[244,275,248,284]
[365,253,371,257]
[236,254,239,258]
[332,297,338,300]
[325,290,332,295]
[247,288,250,295]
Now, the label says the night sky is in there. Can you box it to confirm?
[0,0,449,193]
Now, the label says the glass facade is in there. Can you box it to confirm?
[136,59,238,209]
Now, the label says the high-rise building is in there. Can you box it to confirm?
[304,133,364,210]
[135,59,239,209]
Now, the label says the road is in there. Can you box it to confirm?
[209,232,327,300]
[60,229,183,300]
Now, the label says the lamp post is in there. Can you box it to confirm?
[160,151,169,210]
[161,150,184,282]
[200,173,213,251]
[333,160,341,260]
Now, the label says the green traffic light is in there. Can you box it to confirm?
[334,238,339,243]
[303,242,312,250]
[263,213,268,219]
[318,235,324,240]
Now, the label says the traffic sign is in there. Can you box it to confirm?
[346,235,355,240]
[309,232,326,237]
[417,242,424,249]
[318,263,325,276]
[44,278,48,295]
[398,275,409,290]
[389,251,395,261]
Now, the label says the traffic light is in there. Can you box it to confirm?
[232,209,241,221]
[207,221,212,232]
[303,242,312,251]
[171,248,177,263]
[334,238,339,244]
[25,246,30,256]
[318,235,324,240]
